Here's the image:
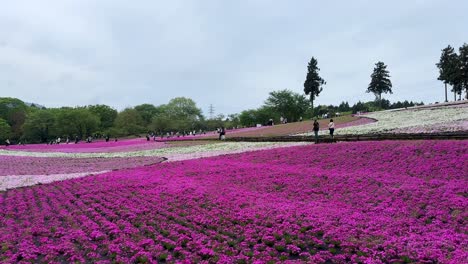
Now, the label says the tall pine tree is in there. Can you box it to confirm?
[436,45,458,102]
[448,53,464,100]
[304,57,326,114]
[459,43,468,99]
[367,61,392,105]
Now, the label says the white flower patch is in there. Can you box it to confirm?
[0,171,109,191]
[163,142,310,162]
[0,142,311,159]
[296,105,468,136]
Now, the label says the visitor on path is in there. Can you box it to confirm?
[146,134,150,141]
[115,137,118,142]
[5,139,10,146]
[57,137,61,144]
[75,136,79,144]
[66,137,70,144]
[105,135,110,142]
[328,119,335,141]
[219,126,226,140]
[299,116,303,122]
[313,119,320,144]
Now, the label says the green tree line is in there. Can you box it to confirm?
[239,90,422,127]
[0,97,226,144]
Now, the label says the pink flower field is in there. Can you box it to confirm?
[0,156,164,176]
[0,140,466,263]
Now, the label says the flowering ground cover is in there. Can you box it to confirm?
[297,103,468,136]
[0,156,164,176]
[0,142,309,191]
[0,140,466,263]
[1,138,170,153]
[0,142,307,159]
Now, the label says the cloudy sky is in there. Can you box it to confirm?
[1,0,467,115]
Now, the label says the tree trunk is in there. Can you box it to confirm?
[444,83,448,102]
[310,95,314,117]
[454,91,457,101]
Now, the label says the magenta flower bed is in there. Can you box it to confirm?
[0,156,164,176]
[1,139,168,153]
[0,140,466,263]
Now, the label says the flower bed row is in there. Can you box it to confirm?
[0,142,308,158]
[0,156,164,176]
[295,103,468,136]
[333,105,467,135]
[0,140,466,263]
[0,171,110,191]
[0,142,309,191]
[1,139,176,153]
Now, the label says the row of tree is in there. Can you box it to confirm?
[1,93,424,144]
[0,97,238,144]
[303,43,468,110]
[304,57,394,112]
[436,43,468,101]
[238,90,422,127]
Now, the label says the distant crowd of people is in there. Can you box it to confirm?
[147,130,208,141]
[42,135,119,145]
[144,128,228,141]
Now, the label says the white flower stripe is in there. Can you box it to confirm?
[0,142,310,159]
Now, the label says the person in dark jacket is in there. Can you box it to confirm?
[313,119,320,143]
[219,127,226,140]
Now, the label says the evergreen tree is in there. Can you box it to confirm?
[436,45,458,102]
[450,53,464,100]
[338,101,350,112]
[459,43,468,99]
[304,57,326,114]
[367,61,393,105]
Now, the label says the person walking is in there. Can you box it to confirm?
[328,119,335,141]
[219,126,226,140]
[5,139,10,146]
[313,119,320,144]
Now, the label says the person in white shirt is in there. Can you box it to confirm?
[328,119,335,140]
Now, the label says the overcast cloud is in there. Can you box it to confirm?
[1,0,467,115]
